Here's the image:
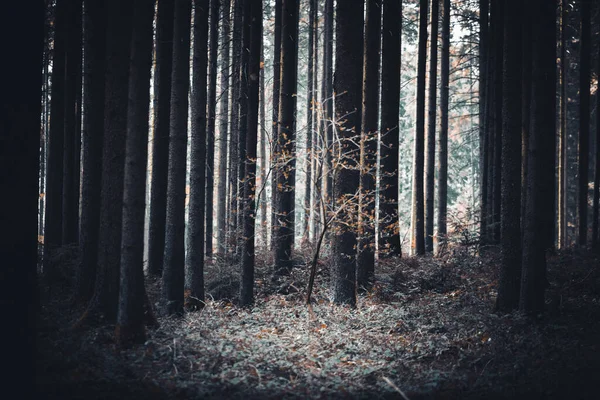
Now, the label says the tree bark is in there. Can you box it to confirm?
[162,0,191,316]
[558,0,568,248]
[578,0,590,247]
[147,0,175,277]
[270,0,283,254]
[478,0,489,244]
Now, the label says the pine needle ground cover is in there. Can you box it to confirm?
[36,249,600,399]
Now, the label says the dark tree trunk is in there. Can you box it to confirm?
[310,2,320,243]
[217,0,231,254]
[496,0,522,313]
[1,1,44,394]
[259,42,268,246]
[162,0,191,316]
[270,0,282,254]
[520,3,532,239]
[116,0,154,346]
[594,10,600,248]
[435,0,449,255]
[76,0,106,302]
[83,0,133,322]
[492,0,504,244]
[578,0,590,247]
[186,0,209,310]
[379,0,402,257]
[148,0,175,277]
[62,0,82,246]
[273,0,299,272]
[205,0,219,257]
[424,0,439,253]
[240,0,263,307]
[357,0,381,291]
[520,0,556,314]
[323,0,334,212]
[479,0,489,244]
[44,0,67,274]
[410,0,428,256]
[558,0,568,248]
[332,0,363,307]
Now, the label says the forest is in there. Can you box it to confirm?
[1,0,599,398]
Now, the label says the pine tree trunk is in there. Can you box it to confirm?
[520,4,532,239]
[77,0,106,302]
[270,0,282,254]
[478,0,489,245]
[162,0,191,316]
[323,0,334,213]
[206,0,219,257]
[425,0,439,253]
[558,0,568,248]
[303,0,316,244]
[240,0,262,307]
[186,0,209,309]
[379,0,402,257]
[357,0,381,291]
[310,2,320,243]
[259,42,268,246]
[436,0,449,256]
[273,0,299,272]
[116,0,154,346]
[578,0,590,247]
[594,8,600,247]
[217,0,231,255]
[410,0,428,256]
[496,0,522,313]
[148,0,174,277]
[492,0,504,244]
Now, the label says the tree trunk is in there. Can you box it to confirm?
[310,2,320,243]
[259,41,268,246]
[558,0,568,248]
[520,0,556,314]
[332,0,363,307]
[578,0,590,247]
[520,2,532,239]
[478,0,489,245]
[273,0,299,272]
[379,0,402,257]
[217,0,231,255]
[240,0,263,307]
[435,0,449,256]
[270,0,283,254]
[357,0,381,291]
[424,0,439,253]
[492,0,504,244]
[496,0,522,313]
[186,0,209,310]
[303,0,316,245]
[322,0,334,214]
[162,0,191,316]
[76,0,106,302]
[594,8,600,248]
[116,0,154,346]
[410,0,428,256]
[147,0,174,277]
[205,0,219,257]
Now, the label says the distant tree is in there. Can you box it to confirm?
[322,0,334,212]
[273,0,299,272]
[205,0,219,257]
[116,0,155,346]
[76,0,106,302]
[578,0,590,247]
[147,0,174,277]
[520,0,556,314]
[378,0,402,257]
[425,0,439,253]
[496,0,522,313]
[240,0,263,306]
[435,0,449,255]
[331,0,363,307]
[357,0,381,291]
[410,0,428,256]
[162,0,191,316]
[186,0,210,310]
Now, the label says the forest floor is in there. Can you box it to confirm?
[36,245,600,399]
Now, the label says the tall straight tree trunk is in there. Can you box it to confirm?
[593,32,600,247]
[76,0,106,302]
[240,0,262,306]
[217,0,231,255]
[186,0,210,309]
[558,0,568,248]
[148,0,175,277]
[424,0,439,253]
[435,0,449,256]
[578,0,590,247]
[379,0,402,257]
[520,0,556,314]
[82,0,133,323]
[357,0,381,291]
[62,0,82,245]
[259,42,268,245]
[273,0,299,272]
[410,0,428,255]
[44,0,67,274]
[270,0,283,253]
[332,0,363,307]
[205,0,219,257]
[116,0,154,346]
[478,0,489,244]
[322,0,334,212]
[303,0,316,244]
[162,0,191,316]
[310,1,320,243]
[496,0,522,312]
[520,2,532,238]
[492,0,504,243]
